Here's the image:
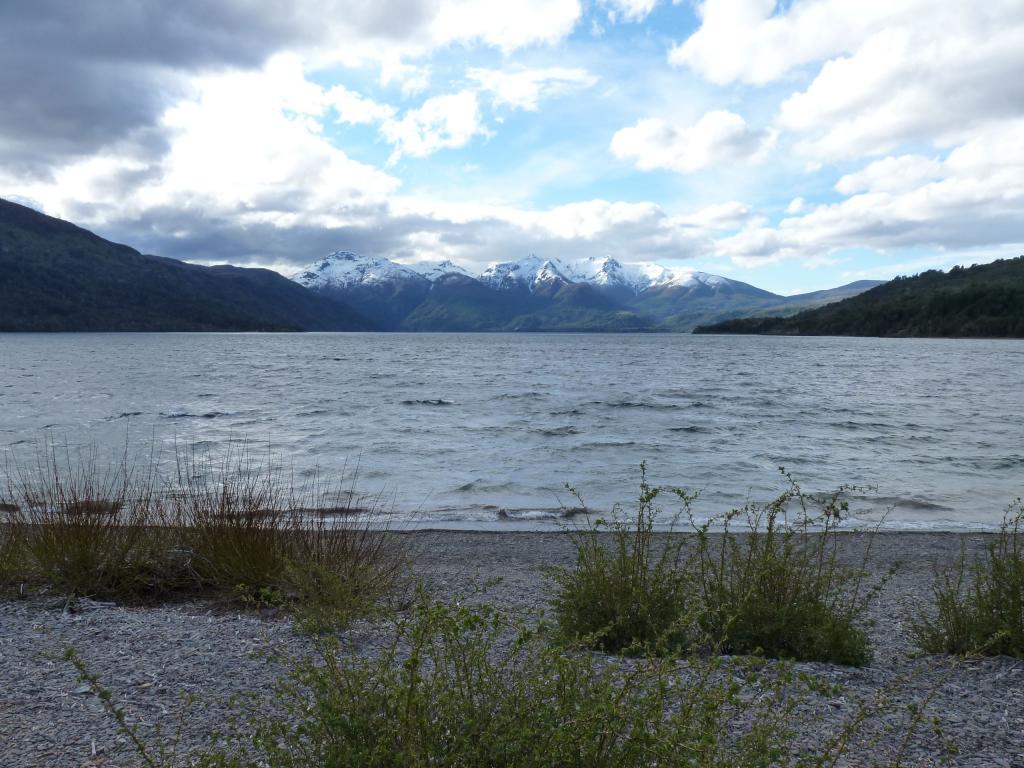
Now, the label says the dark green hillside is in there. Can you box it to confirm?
[693,258,1024,337]
[399,274,530,331]
[403,276,651,332]
[0,199,370,331]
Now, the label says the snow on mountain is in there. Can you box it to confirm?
[660,270,730,290]
[478,255,576,291]
[477,254,745,296]
[570,256,676,294]
[292,251,425,289]
[404,259,471,281]
[293,249,748,297]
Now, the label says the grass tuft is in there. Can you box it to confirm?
[1,438,406,625]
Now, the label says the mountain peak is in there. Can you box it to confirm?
[405,259,471,281]
[293,250,425,289]
[479,255,575,291]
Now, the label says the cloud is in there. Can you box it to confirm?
[326,85,398,125]
[671,1,1024,163]
[715,119,1024,266]
[785,197,806,214]
[600,0,660,23]
[380,91,489,162]
[834,155,944,196]
[610,111,776,173]
[428,0,582,52]
[2,55,400,251]
[467,66,598,111]
[778,19,1024,160]
[0,0,583,177]
[678,201,751,230]
[668,0,931,85]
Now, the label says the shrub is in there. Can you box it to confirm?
[550,468,888,665]
[197,595,837,768]
[546,465,698,654]
[912,499,1024,657]
[693,474,889,666]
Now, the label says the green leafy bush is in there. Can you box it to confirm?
[550,468,888,665]
[197,595,837,768]
[912,500,1024,657]
[546,466,698,654]
[693,475,890,666]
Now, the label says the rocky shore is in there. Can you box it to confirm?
[2,531,1022,767]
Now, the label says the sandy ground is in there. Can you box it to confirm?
[1,531,1022,767]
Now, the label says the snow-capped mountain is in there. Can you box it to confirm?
[405,259,471,281]
[478,255,577,291]
[289,248,880,331]
[295,250,748,296]
[292,251,426,289]
[571,256,675,294]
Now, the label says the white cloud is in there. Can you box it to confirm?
[679,201,751,230]
[778,17,1024,160]
[600,0,659,23]
[379,57,432,96]
[785,197,805,214]
[834,155,943,196]
[325,85,397,125]
[715,119,1024,266]
[672,1,1024,162]
[668,0,930,85]
[385,197,718,264]
[429,0,582,52]
[467,66,597,111]
[380,91,489,162]
[610,110,775,173]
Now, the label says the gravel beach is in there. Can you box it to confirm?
[2,531,1022,767]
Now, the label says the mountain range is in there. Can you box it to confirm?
[0,197,884,333]
[293,251,882,332]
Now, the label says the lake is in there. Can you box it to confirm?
[1,333,1021,529]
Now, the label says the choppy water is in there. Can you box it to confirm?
[0,333,1021,529]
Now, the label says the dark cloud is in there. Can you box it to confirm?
[0,0,439,174]
[74,198,713,274]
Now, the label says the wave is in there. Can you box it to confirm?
[105,411,144,421]
[497,506,587,521]
[401,399,454,406]
[160,411,232,420]
[854,494,955,512]
[668,425,711,434]
[455,479,516,493]
[536,426,579,437]
[589,400,680,411]
[496,391,546,400]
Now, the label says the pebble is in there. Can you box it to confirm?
[0,531,1022,766]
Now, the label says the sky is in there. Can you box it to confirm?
[2,1,1023,294]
